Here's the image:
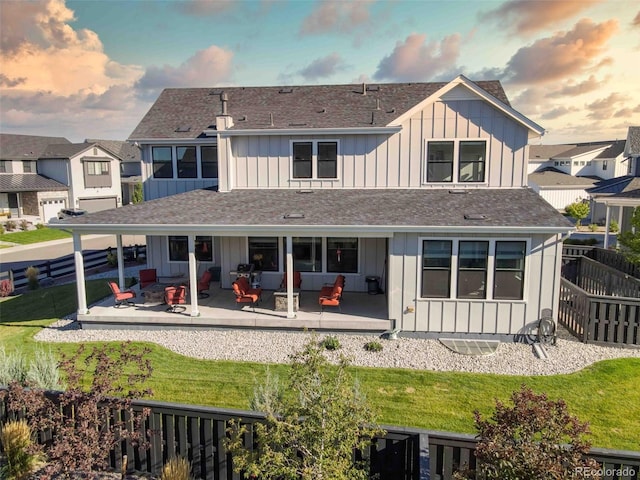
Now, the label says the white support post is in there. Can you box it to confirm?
[286,236,295,319]
[116,234,125,289]
[604,204,611,249]
[188,235,200,317]
[73,233,89,315]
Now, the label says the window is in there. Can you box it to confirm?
[169,235,213,262]
[292,237,322,272]
[152,146,173,178]
[422,240,452,298]
[327,237,358,273]
[494,241,526,300]
[87,161,109,175]
[291,140,338,180]
[602,161,608,171]
[249,237,279,271]
[177,146,197,178]
[201,146,218,178]
[22,160,32,173]
[84,161,111,187]
[0,161,5,173]
[425,140,486,183]
[457,241,488,299]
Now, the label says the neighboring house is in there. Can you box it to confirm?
[86,139,142,205]
[528,167,599,211]
[55,75,573,338]
[0,133,71,220]
[527,144,575,174]
[623,126,640,176]
[38,142,123,214]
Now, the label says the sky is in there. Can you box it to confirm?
[0,0,639,144]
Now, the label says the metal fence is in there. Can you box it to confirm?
[1,395,639,479]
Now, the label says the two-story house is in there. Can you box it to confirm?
[55,75,573,339]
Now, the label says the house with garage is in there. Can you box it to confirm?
[0,133,71,221]
[54,75,574,338]
[86,139,142,206]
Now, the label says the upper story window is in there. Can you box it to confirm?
[0,161,5,173]
[291,140,338,180]
[22,160,33,173]
[84,161,111,188]
[201,146,218,178]
[425,140,486,183]
[177,146,197,178]
[152,146,173,178]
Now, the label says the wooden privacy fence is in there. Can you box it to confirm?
[2,395,639,479]
[1,245,146,290]
[562,245,640,279]
[572,256,640,298]
[559,278,640,346]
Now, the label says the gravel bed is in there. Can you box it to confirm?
[34,320,640,376]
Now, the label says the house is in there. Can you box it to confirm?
[53,75,574,338]
[0,133,71,220]
[85,139,142,205]
[38,142,123,214]
[528,168,599,211]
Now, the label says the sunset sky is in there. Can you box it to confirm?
[0,0,638,144]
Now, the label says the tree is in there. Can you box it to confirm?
[132,182,144,204]
[617,207,640,264]
[565,201,590,227]
[456,385,600,480]
[226,337,384,480]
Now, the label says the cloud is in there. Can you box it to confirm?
[504,18,618,84]
[373,33,461,82]
[540,105,580,120]
[481,0,600,35]
[298,53,346,80]
[586,92,629,119]
[135,45,234,92]
[299,0,372,35]
[613,104,640,118]
[175,0,237,15]
[547,75,606,98]
[634,11,640,27]
[0,73,26,87]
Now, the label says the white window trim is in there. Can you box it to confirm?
[423,138,488,185]
[151,145,219,180]
[166,235,214,264]
[417,237,529,301]
[289,139,340,181]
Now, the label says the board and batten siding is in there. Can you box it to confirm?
[230,99,530,190]
[388,232,564,335]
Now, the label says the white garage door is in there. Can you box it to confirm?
[42,199,65,223]
[79,197,117,213]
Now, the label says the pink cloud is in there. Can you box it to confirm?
[586,92,629,119]
[481,0,601,35]
[373,33,461,82]
[547,75,607,98]
[505,18,618,84]
[300,0,372,35]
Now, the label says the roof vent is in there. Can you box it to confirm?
[175,125,191,132]
[269,112,274,126]
[367,85,380,92]
[297,189,313,194]
[279,88,293,94]
[448,189,469,194]
[221,92,228,115]
[284,213,305,219]
[464,214,487,220]
[362,82,367,95]
[387,108,396,113]
[289,123,307,127]
[375,98,381,110]
[238,115,247,121]
[318,108,327,113]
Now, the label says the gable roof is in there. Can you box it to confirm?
[129,78,532,140]
[85,139,141,163]
[53,187,572,234]
[40,142,101,159]
[624,126,640,156]
[0,174,67,192]
[529,144,576,160]
[528,168,600,188]
[0,133,71,161]
[588,176,640,196]
[595,140,626,159]
[555,143,610,159]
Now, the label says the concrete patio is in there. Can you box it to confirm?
[79,282,393,332]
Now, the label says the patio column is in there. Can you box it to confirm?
[286,235,295,319]
[188,235,200,317]
[73,232,89,315]
[116,234,125,289]
[604,204,611,249]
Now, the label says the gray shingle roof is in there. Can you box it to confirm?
[129,81,510,140]
[529,144,576,160]
[39,143,95,159]
[589,176,640,198]
[0,174,68,192]
[0,133,71,161]
[60,187,572,231]
[85,139,141,162]
[595,140,626,159]
[625,126,640,156]
[555,144,610,158]
[529,169,601,187]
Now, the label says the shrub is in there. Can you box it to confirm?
[455,385,600,479]
[107,251,118,267]
[565,201,590,227]
[24,266,39,290]
[35,223,45,230]
[364,340,383,352]
[0,346,28,385]
[609,219,619,233]
[0,342,153,477]
[19,219,29,231]
[26,348,64,390]
[5,219,17,231]
[0,420,40,480]
[0,278,14,297]
[320,335,341,350]
[161,456,193,480]
[250,367,282,413]
[588,223,598,232]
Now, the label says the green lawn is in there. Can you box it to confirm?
[1,283,639,451]
[0,227,71,245]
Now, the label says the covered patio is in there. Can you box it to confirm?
[81,281,392,332]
